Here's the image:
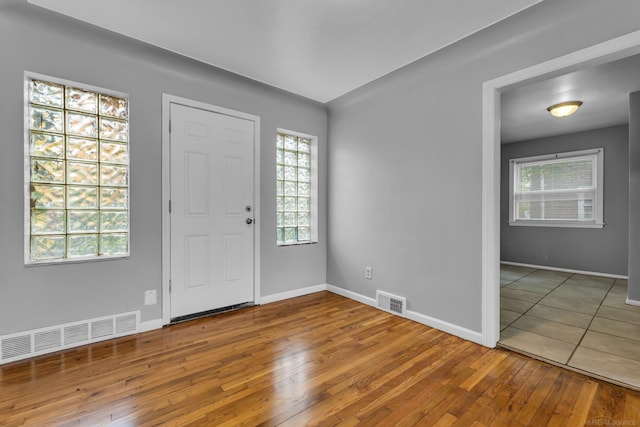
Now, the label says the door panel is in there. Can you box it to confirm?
[185,235,208,289]
[185,152,209,215]
[223,233,244,282]
[224,157,243,214]
[170,103,254,319]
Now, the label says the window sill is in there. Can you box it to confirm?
[25,254,130,267]
[277,241,318,247]
[508,221,604,229]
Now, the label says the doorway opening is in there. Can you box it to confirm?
[481,30,640,346]
[482,30,640,389]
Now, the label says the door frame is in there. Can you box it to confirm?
[481,30,640,347]
[161,94,261,325]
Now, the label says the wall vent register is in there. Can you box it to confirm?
[376,290,407,317]
[0,311,139,365]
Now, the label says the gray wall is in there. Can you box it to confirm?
[0,1,327,335]
[630,92,640,300]
[500,126,629,276]
[326,0,640,333]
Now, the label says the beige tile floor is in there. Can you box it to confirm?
[499,264,640,390]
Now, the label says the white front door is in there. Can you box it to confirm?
[169,103,255,319]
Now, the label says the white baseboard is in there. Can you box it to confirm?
[326,284,483,345]
[405,310,482,345]
[140,318,164,332]
[626,298,640,307]
[326,285,376,307]
[259,284,327,305]
[501,261,628,280]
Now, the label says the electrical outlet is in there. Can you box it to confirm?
[144,290,157,305]
[365,266,373,280]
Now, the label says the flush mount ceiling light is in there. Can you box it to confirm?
[546,101,583,118]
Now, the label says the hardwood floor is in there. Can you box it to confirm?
[1,291,639,426]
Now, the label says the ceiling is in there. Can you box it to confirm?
[27,0,542,103]
[25,0,638,143]
[501,54,640,143]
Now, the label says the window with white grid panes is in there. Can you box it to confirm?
[509,148,603,228]
[276,132,315,245]
[25,74,129,263]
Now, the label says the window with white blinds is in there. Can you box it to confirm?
[509,148,604,228]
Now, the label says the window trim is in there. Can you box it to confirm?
[24,71,131,265]
[508,148,604,229]
[276,128,318,246]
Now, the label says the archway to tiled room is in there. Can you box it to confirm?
[482,31,640,390]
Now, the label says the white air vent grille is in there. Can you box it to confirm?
[91,319,114,339]
[376,290,407,317]
[0,311,140,365]
[64,323,89,345]
[1,335,31,360]
[34,330,62,352]
[115,314,137,334]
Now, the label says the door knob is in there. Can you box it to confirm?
[246,218,254,225]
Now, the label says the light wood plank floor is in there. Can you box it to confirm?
[1,291,639,426]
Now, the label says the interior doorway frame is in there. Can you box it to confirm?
[481,30,640,347]
[161,94,261,325]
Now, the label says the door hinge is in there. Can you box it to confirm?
[169,120,172,133]
[169,200,172,213]
[169,280,172,293]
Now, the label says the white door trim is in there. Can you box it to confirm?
[161,94,261,325]
[481,30,640,348]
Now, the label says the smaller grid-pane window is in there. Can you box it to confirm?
[276,132,314,244]
[26,75,129,263]
[509,148,603,228]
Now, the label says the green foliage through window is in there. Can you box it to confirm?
[276,132,312,244]
[510,149,602,226]
[26,77,129,262]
